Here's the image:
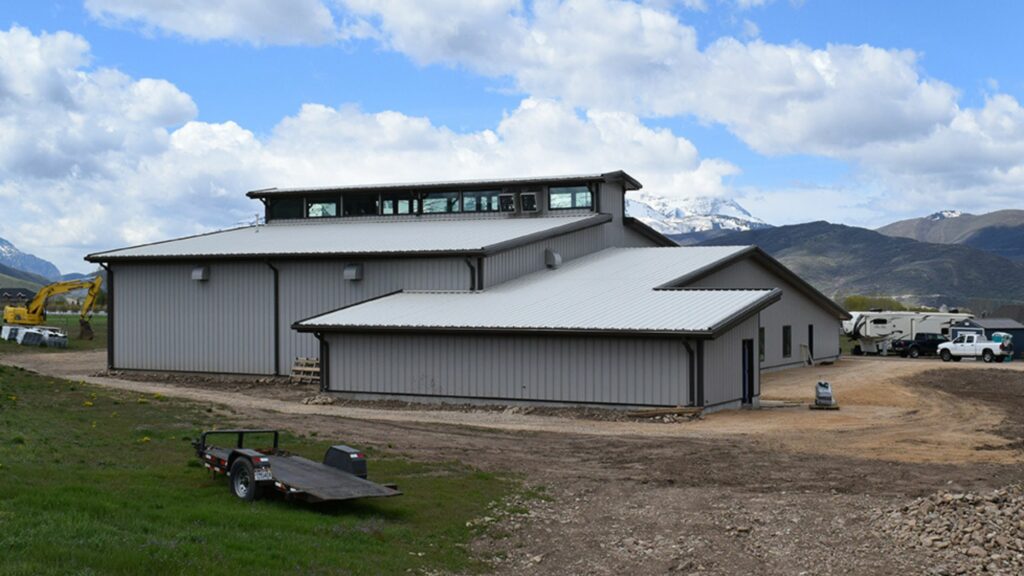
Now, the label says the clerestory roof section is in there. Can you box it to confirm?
[246,170,642,199]
[86,214,609,262]
[295,247,782,338]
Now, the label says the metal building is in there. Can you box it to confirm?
[86,170,849,410]
[951,318,1024,359]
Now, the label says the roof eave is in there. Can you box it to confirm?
[292,323,718,339]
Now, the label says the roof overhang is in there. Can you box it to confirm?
[246,170,641,199]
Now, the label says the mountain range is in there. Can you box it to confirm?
[878,209,1024,262]
[700,221,1024,308]
[0,237,61,282]
[625,194,770,244]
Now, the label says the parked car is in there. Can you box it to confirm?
[938,332,1014,363]
[891,332,949,358]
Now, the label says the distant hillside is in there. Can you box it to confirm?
[699,221,1024,307]
[0,261,49,290]
[0,237,61,280]
[878,209,1024,261]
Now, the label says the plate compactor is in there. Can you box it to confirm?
[810,381,839,410]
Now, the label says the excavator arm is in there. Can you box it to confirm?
[3,276,104,339]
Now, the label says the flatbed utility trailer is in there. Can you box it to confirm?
[193,429,401,503]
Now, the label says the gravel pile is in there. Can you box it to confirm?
[879,484,1024,575]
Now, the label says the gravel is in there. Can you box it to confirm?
[878,484,1024,575]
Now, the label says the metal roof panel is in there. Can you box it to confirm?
[297,247,774,334]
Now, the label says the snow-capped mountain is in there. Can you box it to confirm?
[625,193,770,241]
[0,237,61,281]
[928,210,963,221]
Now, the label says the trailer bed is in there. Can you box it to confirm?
[267,454,400,502]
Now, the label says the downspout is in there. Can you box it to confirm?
[682,340,695,407]
[314,332,329,393]
[264,261,281,376]
[99,263,113,370]
[696,340,706,407]
[464,258,477,291]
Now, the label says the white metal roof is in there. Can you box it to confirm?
[87,215,606,261]
[297,247,779,335]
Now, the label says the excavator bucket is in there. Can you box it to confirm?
[79,319,95,341]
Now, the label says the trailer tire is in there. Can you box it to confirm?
[940,350,952,362]
[229,458,261,502]
[982,349,995,363]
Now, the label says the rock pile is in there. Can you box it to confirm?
[879,484,1024,575]
[300,394,336,405]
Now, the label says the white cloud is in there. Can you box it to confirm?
[0,26,731,271]
[84,0,351,45]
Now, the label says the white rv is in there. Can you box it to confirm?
[843,311,974,355]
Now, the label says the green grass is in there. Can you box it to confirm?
[0,364,514,575]
[0,314,108,355]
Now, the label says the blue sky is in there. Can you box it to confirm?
[2,1,1024,271]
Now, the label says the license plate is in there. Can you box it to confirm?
[254,467,273,482]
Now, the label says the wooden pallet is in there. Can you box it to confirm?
[290,357,321,385]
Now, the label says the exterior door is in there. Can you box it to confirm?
[742,339,755,404]
[808,324,814,358]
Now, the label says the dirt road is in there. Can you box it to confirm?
[6,351,1024,575]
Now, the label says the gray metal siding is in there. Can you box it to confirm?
[325,333,690,406]
[688,257,842,369]
[112,262,275,374]
[276,258,467,371]
[484,225,608,287]
[703,315,758,406]
[620,225,663,247]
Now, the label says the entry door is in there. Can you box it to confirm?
[808,324,815,358]
[742,339,755,404]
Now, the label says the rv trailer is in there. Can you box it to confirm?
[842,311,974,355]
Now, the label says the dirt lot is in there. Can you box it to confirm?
[6,351,1024,575]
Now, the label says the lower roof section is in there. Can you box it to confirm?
[295,247,781,338]
[86,214,609,262]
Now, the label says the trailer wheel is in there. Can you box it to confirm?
[229,459,261,501]
[982,349,995,363]
[940,350,952,362]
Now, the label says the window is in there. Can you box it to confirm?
[267,198,303,220]
[548,185,593,209]
[381,191,419,215]
[306,197,338,218]
[871,318,888,325]
[782,325,792,358]
[462,190,501,212]
[521,192,539,212]
[421,191,461,213]
[342,193,379,217]
[758,326,765,362]
[499,193,516,212]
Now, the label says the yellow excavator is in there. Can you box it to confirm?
[2,276,104,340]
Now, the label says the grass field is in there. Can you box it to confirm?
[0,364,515,575]
[0,314,107,355]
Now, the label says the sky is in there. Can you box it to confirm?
[3,1,1024,273]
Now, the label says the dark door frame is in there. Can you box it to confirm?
[741,339,755,404]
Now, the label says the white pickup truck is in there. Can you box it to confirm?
[938,332,1014,363]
